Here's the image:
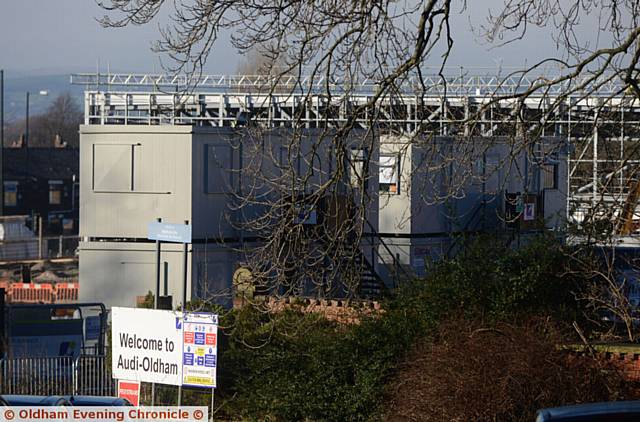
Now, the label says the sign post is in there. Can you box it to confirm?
[0,288,4,357]
[147,219,192,310]
[153,218,161,406]
[148,219,192,406]
[182,220,189,310]
[154,218,162,309]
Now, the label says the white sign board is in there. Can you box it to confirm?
[182,313,218,388]
[112,307,184,386]
[148,221,192,243]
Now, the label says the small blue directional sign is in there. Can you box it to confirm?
[85,316,101,341]
[148,221,192,243]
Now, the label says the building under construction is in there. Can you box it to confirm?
[72,72,639,308]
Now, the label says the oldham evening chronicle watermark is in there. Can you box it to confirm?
[0,407,207,422]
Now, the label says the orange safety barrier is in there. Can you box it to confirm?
[54,282,79,302]
[9,283,54,303]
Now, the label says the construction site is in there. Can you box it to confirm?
[58,71,639,308]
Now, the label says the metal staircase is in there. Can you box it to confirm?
[356,249,385,299]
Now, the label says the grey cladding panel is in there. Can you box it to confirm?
[205,144,233,194]
[133,144,156,192]
[93,144,132,191]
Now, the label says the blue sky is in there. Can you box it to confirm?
[0,1,611,122]
[0,1,237,75]
[0,0,588,74]
[0,0,598,77]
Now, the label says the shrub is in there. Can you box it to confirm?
[383,317,633,422]
[187,235,593,420]
[411,235,583,322]
[219,305,421,421]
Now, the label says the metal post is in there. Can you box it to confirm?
[395,253,400,286]
[155,217,162,309]
[73,358,79,395]
[38,216,43,260]
[25,92,29,178]
[71,174,76,215]
[163,262,169,296]
[210,389,215,422]
[58,235,63,257]
[0,287,5,358]
[152,218,161,406]
[25,92,29,146]
[180,220,190,406]
[0,69,4,216]
[183,220,189,311]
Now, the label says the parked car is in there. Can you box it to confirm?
[536,401,640,421]
[0,395,71,406]
[63,395,133,406]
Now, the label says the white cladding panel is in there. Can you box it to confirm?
[80,126,193,239]
[78,241,192,309]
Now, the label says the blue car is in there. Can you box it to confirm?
[63,395,133,406]
[536,401,640,421]
[0,395,71,406]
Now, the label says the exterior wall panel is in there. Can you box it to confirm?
[80,126,193,239]
[79,241,191,310]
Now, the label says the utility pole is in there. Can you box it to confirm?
[25,90,47,184]
[25,92,29,147]
[0,69,4,216]
[25,92,29,179]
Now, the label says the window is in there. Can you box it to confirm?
[543,164,558,190]
[49,180,63,205]
[379,154,400,194]
[4,181,18,207]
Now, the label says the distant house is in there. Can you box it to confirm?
[3,147,79,235]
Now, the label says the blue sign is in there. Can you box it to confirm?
[204,354,216,368]
[85,316,101,341]
[148,222,192,243]
[194,332,205,345]
[183,353,194,366]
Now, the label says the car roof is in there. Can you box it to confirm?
[0,395,70,406]
[536,401,640,421]
[63,396,132,406]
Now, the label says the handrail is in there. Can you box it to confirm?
[445,198,486,257]
[364,219,412,283]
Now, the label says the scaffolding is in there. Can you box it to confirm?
[71,72,640,232]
